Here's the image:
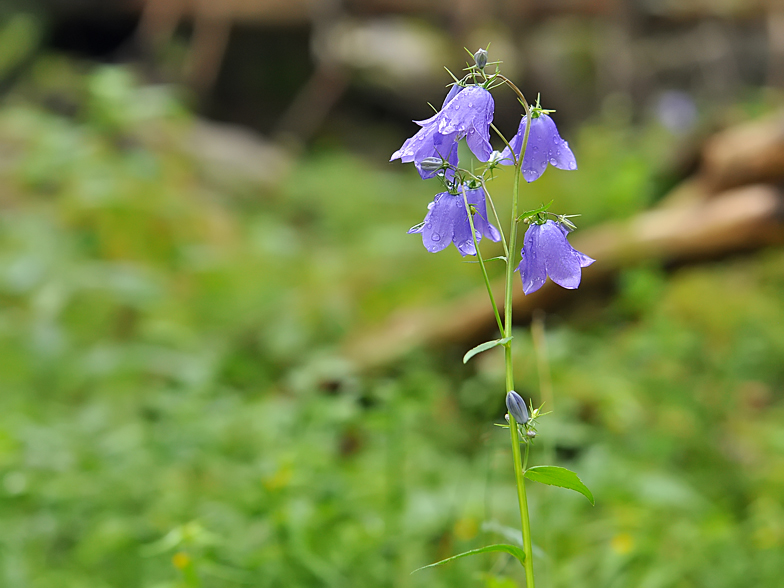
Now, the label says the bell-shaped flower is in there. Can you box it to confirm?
[499,113,576,183]
[408,186,501,256]
[517,220,594,294]
[391,85,494,178]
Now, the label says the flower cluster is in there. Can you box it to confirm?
[390,53,592,295]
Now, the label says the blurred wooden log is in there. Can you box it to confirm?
[700,112,784,193]
[343,183,784,369]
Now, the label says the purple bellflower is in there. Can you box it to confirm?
[517,220,594,295]
[409,186,501,256]
[391,85,494,179]
[499,113,576,183]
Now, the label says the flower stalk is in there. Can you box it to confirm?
[503,84,536,587]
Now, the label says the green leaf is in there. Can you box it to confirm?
[412,544,525,574]
[524,466,595,505]
[463,336,513,364]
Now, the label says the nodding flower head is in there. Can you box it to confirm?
[517,219,594,295]
[391,85,495,177]
[408,185,501,257]
[499,113,576,183]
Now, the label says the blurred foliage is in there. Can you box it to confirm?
[0,55,782,588]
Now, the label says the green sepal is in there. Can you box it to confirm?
[524,465,595,505]
[412,543,526,574]
[517,201,553,223]
[463,336,513,364]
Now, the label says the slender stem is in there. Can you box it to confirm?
[479,178,508,258]
[501,79,534,587]
[531,311,555,588]
[509,423,535,588]
[462,186,504,334]
[490,123,518,166]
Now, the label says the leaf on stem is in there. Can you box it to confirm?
[411,543,525,574]
[463,336,513,364]
[524,465,595,505]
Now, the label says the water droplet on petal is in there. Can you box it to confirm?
[549,158,557,165]
[533,146,539,152]
[568,161,576,170]
[431,233,441,242]
[552,136,559,144]
[454,104,460,110]
[468,102,473,107]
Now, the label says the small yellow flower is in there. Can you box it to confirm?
[172,551,191,570]
[611,533,634,555]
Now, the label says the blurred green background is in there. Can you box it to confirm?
[0,2,783,587]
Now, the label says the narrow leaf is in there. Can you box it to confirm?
[412,543,525,574]
[463,336,513,364]
[524,466,595,505]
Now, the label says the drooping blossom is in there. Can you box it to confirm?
[408,186,501,256]
[391,85,494,179]
[517,220,594,294]
[499,113,576,183]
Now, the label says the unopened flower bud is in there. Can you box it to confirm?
[420,157,445,172]
[506,391,529,424]
[526,429,537,439]
[474,48,488,70]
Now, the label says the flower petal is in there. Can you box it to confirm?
[451,198,477,257]
[498,113,577,181]
[465,187,501,242]
[420,192,458,253]
[518,224,547,295]
[520,116,552,182]
[442,84,464,108]
[537,221,582,289]
[538,114,577,171]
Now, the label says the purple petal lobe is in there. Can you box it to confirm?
[537,221,582,289]
[518,224,547,295]
[442,84,465,108]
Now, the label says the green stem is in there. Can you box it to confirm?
[462,186,504,334]
[509,423,535,588]
[500,76,534,586]
[479,178,508,258]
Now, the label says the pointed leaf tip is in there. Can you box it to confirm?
[524,465,595,505]
[463,336,513,364]
[411,543,525,574]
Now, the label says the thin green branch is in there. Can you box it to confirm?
[462,185,504,335]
